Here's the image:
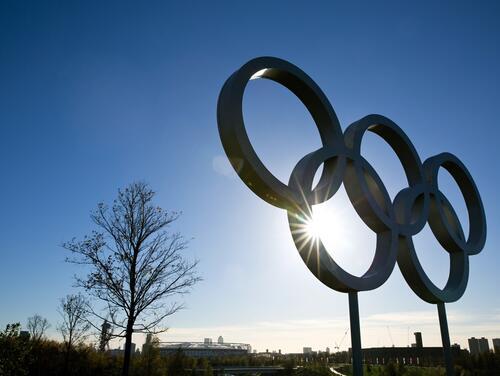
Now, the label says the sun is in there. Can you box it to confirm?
[295,201,352,251]
[305,206,338,242]
[304,215,323,240]
[289,205,339,256]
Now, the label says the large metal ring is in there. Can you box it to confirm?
[287,146,398,292]
[424,153,487,255]
[343,115,430,236]
[217,57,345,210]
[397,191,469,303]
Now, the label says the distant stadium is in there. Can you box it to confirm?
[159,336,251,358]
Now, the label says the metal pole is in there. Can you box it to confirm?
[437,302,454,376]
[349,292,363,376]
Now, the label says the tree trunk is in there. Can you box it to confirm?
[63,333,72,375]
[63,344,70,376]
[122,319,134,376]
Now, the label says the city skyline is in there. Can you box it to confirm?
[1,0,499,357]
[105,329,500,357]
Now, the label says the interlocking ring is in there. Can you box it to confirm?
[217,57,487,303]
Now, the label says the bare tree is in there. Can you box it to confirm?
[26,314,50,342]
[63,182,201,376]
[58,294,90,351]
[58,294,91,372]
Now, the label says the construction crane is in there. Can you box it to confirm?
[334,327,349,350]
[386,326,394,347]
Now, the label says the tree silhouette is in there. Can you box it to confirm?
[0,323,31,375]
[63,182,200,376]
[26,314,50,342]
[57,293,91,371]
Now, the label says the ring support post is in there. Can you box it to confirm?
[437,303,454,376]
[349,292,363,376]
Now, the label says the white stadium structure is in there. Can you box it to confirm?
[159,338,251,358]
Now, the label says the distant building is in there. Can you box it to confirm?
[142,333,153,353]
[217,336,224,344]
[469,337,489,355]
[360,332,461,367]
[325,347,330,354]
[414,332,423,348]
[468,338,480,355]
[109,343,136,357]
[478,337,489,354]
[492,338,500,353]
[19,331,30,340]
[159,340,251,358]
[360,346,460,367]
[303,347,313,354]
[256,351,273,358]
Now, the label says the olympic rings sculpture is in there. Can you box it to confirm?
[217,57,486,304]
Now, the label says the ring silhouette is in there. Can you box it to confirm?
[217,56,486,304]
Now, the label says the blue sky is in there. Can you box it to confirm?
[0,1,499,352]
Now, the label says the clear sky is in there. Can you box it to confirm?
[1,1,499,353]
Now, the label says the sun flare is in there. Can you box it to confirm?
[304,207,339,242]
[304,216,323,240]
